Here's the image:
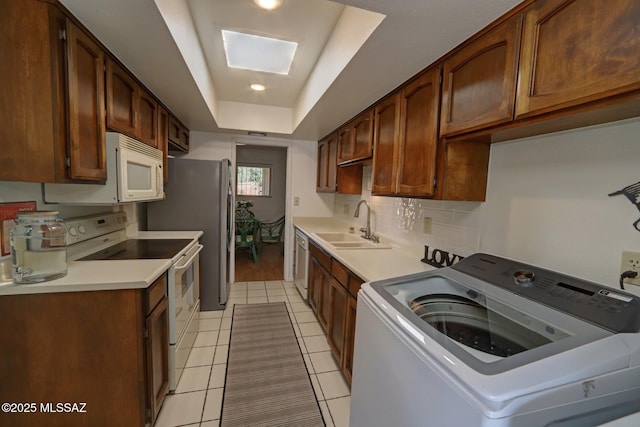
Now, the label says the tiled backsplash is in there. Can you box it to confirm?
[333,166,484,258]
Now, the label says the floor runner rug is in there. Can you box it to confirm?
[220,302,325,427]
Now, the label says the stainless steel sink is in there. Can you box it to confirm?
[312,232,391,250]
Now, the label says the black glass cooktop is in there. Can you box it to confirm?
[79,239,193,261]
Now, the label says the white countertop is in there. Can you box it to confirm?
[0,230,203,296]
[293,217,434,282]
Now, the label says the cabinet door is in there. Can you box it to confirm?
[327,279,349,364]
[342,296,357,384]
[396,68,441,197]
[180,126,190,151]
[318,264,332,333]
[327,135,338,191]
[0,0,58,183]
[137,90,158,147]
[436,139,490,201]
[371,93,401,195]
[106,58,137,136]
[317,140,329,192]
[516,0,640,118]
[168,114,188,152]
[157,106,169,184]
[351,109,374,161]
[440,15,522,136]
[145,297,169,425]
[337,125,353,164]
[65,18,107,181]
[316,133,338,192]
[308,256,320,315]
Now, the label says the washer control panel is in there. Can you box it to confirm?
[452,253,640,333]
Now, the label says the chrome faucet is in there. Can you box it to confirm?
[354,200,379,243]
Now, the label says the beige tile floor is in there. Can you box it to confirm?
[154,280,351,427]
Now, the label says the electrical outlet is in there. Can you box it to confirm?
[423,217,432,234]
[343,204,350,215]
[620,251,640,286]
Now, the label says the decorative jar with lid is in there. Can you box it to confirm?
[10,211,67,284]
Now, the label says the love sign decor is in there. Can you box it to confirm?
[421,245,465,268]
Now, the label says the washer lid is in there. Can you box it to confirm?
[370,272,612,375]
[409,293,558,360]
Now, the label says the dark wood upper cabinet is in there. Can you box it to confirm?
[106,59,137,136]
[440,15,523,137]
[337,125,353,164]
[371,92,401,195]
[0,0,107,183]
[168,114,189,152]
[435,139,490,202]
[396,67,441,197]
[65,18,107,181]
[337,109,373,165]
[137,91,158,147]
[157,106,170,184]
[515,0,640,119]
[317,132,338,192]
[351,109,374,161]
[106,58,160,148]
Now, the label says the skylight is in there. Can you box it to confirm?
[222,30,297,75]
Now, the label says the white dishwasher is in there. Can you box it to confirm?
[294,228,309,301]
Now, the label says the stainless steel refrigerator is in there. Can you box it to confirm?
[147,158,233,311]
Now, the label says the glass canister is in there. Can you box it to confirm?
[10,211,68,284]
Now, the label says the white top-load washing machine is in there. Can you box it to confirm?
[350,253,640,427]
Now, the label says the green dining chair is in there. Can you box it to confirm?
[259,215,285,254]
[235,218,259,264]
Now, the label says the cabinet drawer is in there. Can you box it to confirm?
[309,241,331,271]
[331,260,350,288]
[145,273,167,315]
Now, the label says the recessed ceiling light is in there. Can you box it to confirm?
[254,0,282,11]
[222,30,297,75]
[250,83,266,91]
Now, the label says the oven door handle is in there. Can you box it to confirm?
[174,244,203,271]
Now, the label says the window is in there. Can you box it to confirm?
[237,165,271,196]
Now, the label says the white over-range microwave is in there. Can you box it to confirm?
[44,132,164,205]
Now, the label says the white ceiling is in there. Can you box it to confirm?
[59,0,522,141]
[191,0,345,107]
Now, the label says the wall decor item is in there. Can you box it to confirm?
[0,201,37,256]
[421,245,465,268]
[609,181,640,232]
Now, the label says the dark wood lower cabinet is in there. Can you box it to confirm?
[146,296,170,424]
[343,296,358,383]
[308,241,332,333]
[0,275,169,427]
[327,279,349,362]
[307,239,364,386]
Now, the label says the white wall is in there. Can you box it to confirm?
[481,117,640,294]
[334,166,484,259]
